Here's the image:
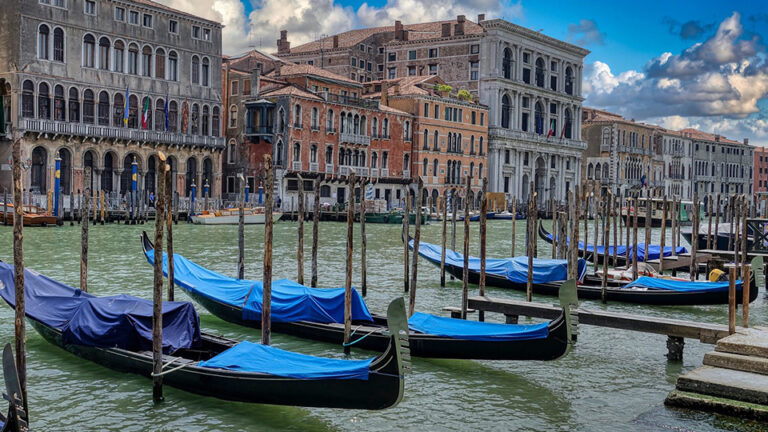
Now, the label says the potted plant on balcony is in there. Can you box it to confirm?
[457,89,473,102]
[433,84,452,98]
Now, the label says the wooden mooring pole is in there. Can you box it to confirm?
[511,199,516,257]
[165,169,175,301]
[552,207,558,259]
[558,210,567,261]
[715,193,721,249]
[743,264,751,328]
[741,196,748,275]
[12,135,27,410]
[451,192,457,278]
[360,179,367,297]
[707,196,713,251]
[409,177,423,317]
[728,265,736,335]
[527,181,535,302]
[632,196,639,280]
[478,178,488,322]
[262,155,274,346]
[81,168,91,293]
[344,172,356,353]
[151,153,167,403]
[440,189,447,287]
[238,175,245,280]
[311,179,320,288]
[659,197,667,274]
[645,196,652,265]
[403,185,410,292]
[602,192,610,303]
[691,192,699,281]
[593,192,600,268]
[297,174,305,285]
[461,177,471,319]
[612,193,618,266]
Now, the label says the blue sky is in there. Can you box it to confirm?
[164,0,768,144]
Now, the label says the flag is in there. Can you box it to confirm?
[141,96,150,130]
[164,94,169,131]
[123,86,130,126]
[641,174,647,188]
[546,119,555,139]
[181,99,189,133]
[560,122,566,139]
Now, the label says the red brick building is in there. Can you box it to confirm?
[755,146,768,194]
[364,75,488,209]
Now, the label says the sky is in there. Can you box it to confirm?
[157,0,768,145]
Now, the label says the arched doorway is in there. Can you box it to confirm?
[120,153,139,195]
[102,152,115,192]
[145,155,156,193]
[534,157,546,205]
[83,150,95,191]
[58,148,72,194]
[31,146,48,194]
[185,157,197,196]
[202,158,213,194]
[521,174,529,202]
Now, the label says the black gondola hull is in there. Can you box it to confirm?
[29,320,402,410]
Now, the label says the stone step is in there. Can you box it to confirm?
[665,390,768,421]
[704,351,768,375]
[716,327,768,359]
[676,365,768,405]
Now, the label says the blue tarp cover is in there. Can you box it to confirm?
[198,341,374,380]
[411,240,587,283]
[624,276,742,292]
[144,249,373,323]
[0,263,201,353]
[542,232,687,262]
[408,313,549,341]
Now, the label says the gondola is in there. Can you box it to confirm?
[408,237,763,306]
[681,223,754,251]
[0,344,28,432]
[141,232,572,361]
[538,222,688,266]
[0,263,408,410]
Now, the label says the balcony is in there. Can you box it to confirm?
[403,170,410,179]
[381,168,389,177]
[326,126,337,134]
[370,168,379,177]
[293,122,302,130]
[18,118,225,148]
[340,132,371,146]
[339,166,350,176]
[325,163,334,174]
[310,124,320,132]
[489,127,586,151]
[245,125,273,136]
[309,162,319,172]
[292,161,302,171]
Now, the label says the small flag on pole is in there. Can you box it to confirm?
[141,96,150,130]
[123,86,130,126]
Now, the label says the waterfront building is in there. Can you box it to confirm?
[0,0,225,203]
[363,75,489,208]
[233,62,413,210]
[660,129,693,200]
[581,108,665,197]
[687,128,753,199]
[754,146,768,195]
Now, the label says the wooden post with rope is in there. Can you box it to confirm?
[344,172,356,353]
[151,152,167,403]
[262,155,274,346]
[409,177,423,317]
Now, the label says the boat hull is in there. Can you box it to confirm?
[191,212,282,225]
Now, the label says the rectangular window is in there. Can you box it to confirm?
[407,66,416,76]
[550,76,557,91]
[192,26,201,39]
[129,11,139,25]
[470,44,479,54]
[84,0,96,15]
[227,177,235,193]
[388,52,396,62]
[504,150,510,164]
[523,52,530,63]
[203,28,211,41]
[423,103,429,117]
[551,60,557,71]
[408,50,416,60]
[378,47,384,54]
[434,105,439,119]
[428,64,437,75]
[244,80,251,96]
[143,14,152,28]
[550,103,557,114]
[480,113,484,126]
[359,59,364,68]
[377,64,383,72]
[307,60,314,65]
[231,80,239,96]
[387,68,396,79]
[359,44,365,51]
[521,113,529,132]
[169,20,178,33]
[522,68,531,84]
[351,57,356,67]
[428,48,438,58]
[114,7,125,21]
[471,111,476,125]
[504,177,509,193]
[471,71,478,80]
[367,62,372,71]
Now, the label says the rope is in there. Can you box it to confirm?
[342,327,379,347]
[149,356,189,377]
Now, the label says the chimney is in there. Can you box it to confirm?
[277,30,290,54]
[477,14,485,22]
[332,35,339,48]
[380,81,389,107]
[441,23,451,37]
[455,15,466,36]
[393,82,400,95]
[251,64,262,98]
[402,30,409,41]
[744,138,749,145]
[715,134,720,142]
[395,20,403,40]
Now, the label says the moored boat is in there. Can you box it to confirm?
[140,232,571,361]
[681,222,754,251]
[0,204,57,227]
[0,262,407,410]
[190,208,282,225]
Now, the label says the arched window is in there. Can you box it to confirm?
[470,162,475,178]
[293,143,301,162]
[142,46,152,77]
[229,105,237,128]
[457,134,462,152]
[479,137,483,155]
[113,93,126,128]
[31,147,47,193]
[128,43,139,74]
[371,151,378,168]
[114,40,125,72]
[98,91,110,125]
[423,129,429,149]
[168,51,178,81]
[403,153,409,171]
[202,58,210,86]
[470,136,475,154]
[212,106,220,136]
[564,108,572,139]
[191,56,200,84]
[353,115,360,134]
[155,99,165,131]
[68,87,80,122]
[39,24,50,60]
[155,48,165,79]
[83,34,95,67]
[433,159,438,176]
[227,140,236,164]
[191,103,199,135]
[434,131,439,150]
[311,107,318,128]
[501,94,510,128]
[371,117,377,136]
[502,47,512,79]
[202,105,209,135]
[423,158,428,176]
[361,116,367,135]
[82,90,94,124]
[535,57,545,87]
[479,163,483,178]
[310,144,317,163]
[52,84,64,121]
[53,28,64,62]
[326,146,334,165]
[202,158,213,189]
[534,102,544,134]
[565,67,573,95]
[169,101,178,132]
[21,80,34,118]
[404,120,410,140]
[326,109,334,130]
[382,118,389,138]
[59,148,72,194]
[185,158,198,197]
[99,37,110,70]
[128,94,138,128]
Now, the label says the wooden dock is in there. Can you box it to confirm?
[646,252,712,272]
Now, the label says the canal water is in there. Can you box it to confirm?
[0,219,765,431]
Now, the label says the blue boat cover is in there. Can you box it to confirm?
[408,313,549,341]
[411,240,587,283]
[144,249,373,323]
[198,341,374,380]
[542,231,687,262]
[624,276,742,292]
[0,263,201,353]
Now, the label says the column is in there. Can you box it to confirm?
[490,39,498,76]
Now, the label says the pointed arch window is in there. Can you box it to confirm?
[212,107,220,136]
[53,85,65,121]
[501,94,511,128]
[98,91,110,125]
[202,58,210,86]
[128,43,139,74]
[202,105,210,135]
[68,87,80,122]
[191,56,200,84]
[22,80,34,118]
[53,28,64,62]
[142,46,152,77]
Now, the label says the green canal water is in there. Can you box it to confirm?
[0,219,765,431]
